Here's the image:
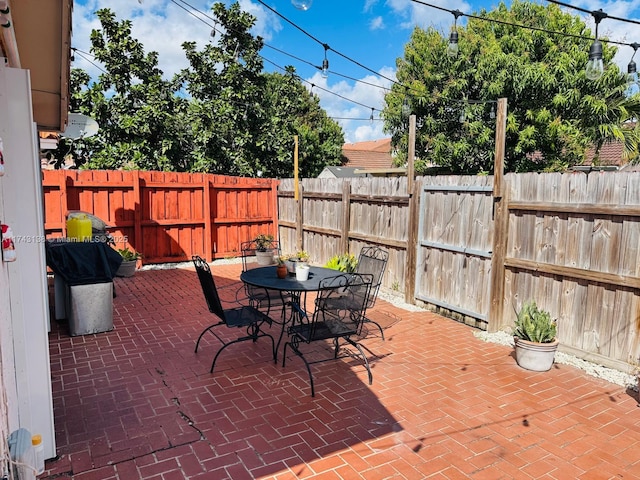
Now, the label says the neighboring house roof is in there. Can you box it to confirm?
[583,142,626,167]
[318,166,364,178]
[342,138,393,169]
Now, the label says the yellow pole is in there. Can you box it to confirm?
[294,135,299,201]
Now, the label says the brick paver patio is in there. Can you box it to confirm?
[43,262,640,479]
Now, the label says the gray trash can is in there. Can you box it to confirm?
[66,282,114,336]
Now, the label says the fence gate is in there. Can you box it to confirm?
[414,176,495,329]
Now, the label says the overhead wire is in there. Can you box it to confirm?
[545,0,640,27]
[410,0,632,47]
[71,48,108,74]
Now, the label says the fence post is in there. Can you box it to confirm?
[133,172,142,253]
[61,171,70,235]
[405,177,420,304]
[341,181,351,253]
[488,184,509,332]
[488,97,508,331]
[271,179,280,244]
[203,174,212,262]
[296,183,304,252]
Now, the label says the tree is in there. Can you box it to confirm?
[53,9,190,171]
[383,0,640,174]
[179,3,343,177]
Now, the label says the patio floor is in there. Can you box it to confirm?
[43,262,640,479]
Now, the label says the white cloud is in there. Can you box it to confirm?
[305,67,394,142]
[369,16,385,31]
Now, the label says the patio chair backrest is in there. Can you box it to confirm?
[312,273,374,337]
[192,256,226,323]
[355,246,389,308]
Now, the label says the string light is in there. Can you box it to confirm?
[585,9,606,81]
[370,107,375,124]
[447,10,462,58]
[321,44,329,78]
[627,43,639,86]
[292,0,312,10]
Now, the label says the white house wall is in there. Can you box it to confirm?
[0,64,55,459]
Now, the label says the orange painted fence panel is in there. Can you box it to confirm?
[42,170,279,263]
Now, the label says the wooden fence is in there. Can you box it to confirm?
[278,177,411,293]
[278,172,640,372]
[42,170,279,263]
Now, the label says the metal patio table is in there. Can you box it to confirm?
[240,265,340,358]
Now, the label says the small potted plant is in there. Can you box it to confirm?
[253,233,276,265]
[283,250,310,273]
[513,300,559,371]
[275,257,288,279]
[116,247,142,277]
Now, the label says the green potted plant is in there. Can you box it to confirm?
[513,300,559,371]
[253,233,276,265]
[116,247,142,277]
[283,250,310,273]
[324,252,358,273]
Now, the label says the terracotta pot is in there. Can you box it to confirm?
[276,264,287,278]
[514,337,559,372]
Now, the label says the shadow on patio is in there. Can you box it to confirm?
[44,262,640,479]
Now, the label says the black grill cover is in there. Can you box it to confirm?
[45,240,123,285]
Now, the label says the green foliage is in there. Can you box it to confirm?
[513,300,557,343]
[117,248,142,261]
[55,3,344,176]
[324,253,358,273]
[383,0,640,174]
[253,234,274,251]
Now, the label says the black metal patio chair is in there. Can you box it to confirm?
[192,255,276,373]
[282,273,374,397]
[354,246,389,339]
[240,239,290,319]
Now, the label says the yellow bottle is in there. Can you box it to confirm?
[66,216,78,240]
[77,214,92,241]
[32,434,44,475]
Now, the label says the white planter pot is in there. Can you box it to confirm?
[256,250,275,265]
[295,264,310,281]
[514,337,559,372]
[116,260,137,278]
[285,259,297,274]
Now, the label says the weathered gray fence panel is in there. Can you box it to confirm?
[278,171,640,371]
[415,176,494,327]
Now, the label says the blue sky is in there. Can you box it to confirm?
[72,0,640,143]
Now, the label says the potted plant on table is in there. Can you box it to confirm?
[513,300,559,371]
[276,256,288,279]
[116,247,142,278]
[254,233,276,265]
[284,250,310,274]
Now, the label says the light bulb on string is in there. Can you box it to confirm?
[585,9,607,81]
[627,42,640,88]
[292,0,312,10]
[401,98,410,119]
[447,10,463,58]
[370,108,375,125]
[321,45,329,79]
[489,105,495,120]
[586,40,604,80]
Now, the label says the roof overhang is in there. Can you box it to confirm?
[0,0,72,132]
[354,168,407,177]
